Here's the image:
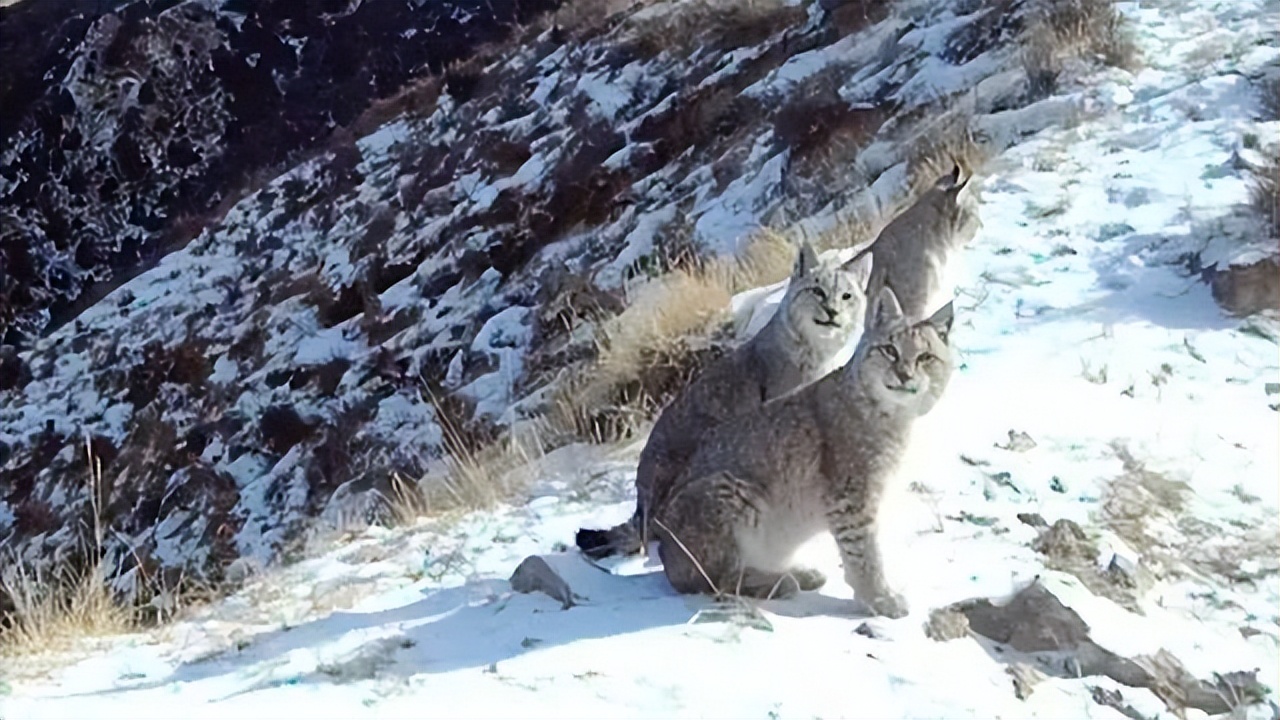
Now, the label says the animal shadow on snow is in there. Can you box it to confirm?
[67,553,870,699]
[1077,222,1242,331]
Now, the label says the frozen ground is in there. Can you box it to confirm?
[3,0,1278,718]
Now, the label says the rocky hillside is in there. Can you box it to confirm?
[1,0,1275,614]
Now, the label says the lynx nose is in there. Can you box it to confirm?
[894,366,912,384]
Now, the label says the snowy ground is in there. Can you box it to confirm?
[4,0,1279,718]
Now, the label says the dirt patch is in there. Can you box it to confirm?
[1211,257,1280,317]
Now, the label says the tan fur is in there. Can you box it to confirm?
[652,287,955,617]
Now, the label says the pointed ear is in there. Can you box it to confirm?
[841,251,873,291]
[937,162,970,194]
[936,165,958,188]
[922,301,955,342]
[870,286,904,329]
[793,242,819,278]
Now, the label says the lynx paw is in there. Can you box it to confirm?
[860,591,909,619]
[786,566,828,592]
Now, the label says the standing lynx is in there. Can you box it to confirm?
[855,164,980,321]
[652,286,954,617]
[576,243,874,559]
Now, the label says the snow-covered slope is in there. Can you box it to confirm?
[2,0,1073,590]
[4,0,1278,717]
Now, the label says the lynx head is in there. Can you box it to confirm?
[780,242,874,345]
[854,286,954,412]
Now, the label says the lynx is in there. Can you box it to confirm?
[652,286,955,618]
[854,164,980,321]
[576,243,874,559]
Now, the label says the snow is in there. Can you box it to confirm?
[597,205,679,289]
[4,0,1279,718]
[692,150,789,252]
[458,307,535,423]
[577,63,646,122]
[293,330,364,366]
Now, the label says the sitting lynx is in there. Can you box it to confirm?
[576,243,874,559]
[652,286,954,618]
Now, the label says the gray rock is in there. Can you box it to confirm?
[996,429,1037,452]
[509,555,579,610]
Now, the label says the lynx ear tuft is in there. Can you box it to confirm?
[793,242,820,278]
[938,163,971,194]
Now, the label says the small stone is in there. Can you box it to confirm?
[1032,519,1094,563]
[1017,512,1048,529]
[1104,553,1140,588]
[854,622,878,638]
[996,430,1038,452]
[509,555,578,610]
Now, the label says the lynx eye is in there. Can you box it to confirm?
[916,352,936,365]
[879,345,899,362]
[841,292,852,300]
[811,288,827,300]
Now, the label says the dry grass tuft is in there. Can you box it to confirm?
[626,0,805,58]
[549,0,639,35]
[1096,443,1279,587]
[0,438,139,659]
[1098,443,1189,575]
[393,397,545,518]
[549,229,796,442]
[0,438,223,660]
[0,561,133,660]
[1022,0,1139,98]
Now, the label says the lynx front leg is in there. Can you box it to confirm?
[829,516,908,618]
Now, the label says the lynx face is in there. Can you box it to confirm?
[857,287,954,409]
[782,246,873,343]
